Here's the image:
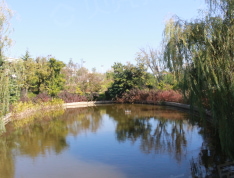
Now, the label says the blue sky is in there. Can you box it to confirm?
[6,0,205,72]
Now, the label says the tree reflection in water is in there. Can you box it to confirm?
[105,104,190,162]
[0,107,103,178]
[0,104,233,178]
[0,138,14,178]
[190,120,234,177]
[105,104,234,177]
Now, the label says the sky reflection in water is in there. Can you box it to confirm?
[2,104,206,178]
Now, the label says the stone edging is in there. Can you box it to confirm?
[133,101,211,117]
[1,101,114,125]
[2,100,211,125]
[63,100,212,116]
[1,113,12,125]
[63,101,114,108]
[163,102,212,117]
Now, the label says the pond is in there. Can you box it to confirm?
[0,104,232,178]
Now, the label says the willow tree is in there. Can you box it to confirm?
[0,0,13,65]
[0,0,14,119]
[163,0,234,157]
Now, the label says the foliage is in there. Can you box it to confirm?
[57,91,87,103]
[105,62,150,100]
[160,72,179,89]
[62,60,90,94]
[0,119,5,134]
[136,47,179,90]
[0,0,14,117]
[0,60,25,117]
[136,47,164,83]
[116,88,183,103]
[61,59,80,93]
[144,72,157,89]
[18,56,66,97]
[97,93,106,101]
[0,0,13,64]
[156,90,183,103]
[0,65,10,117]
[21,49,32,61]
[32,93,52,103]
[163,0,234,158]
[86,72,104,93]
[33,56,50,94]
[163,1,234,113]
[75,87,83,95]
[20,50,37,97]
[9,61,25,103]
[11,98,64,115]
[47,58,66,96]
[11,101,35,114]
[62,59,110,94]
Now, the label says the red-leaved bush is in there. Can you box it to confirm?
[18,91,87,104]
[32,93,52,103]
[57,91,87,103]
[156,90,183,103]
[116,89,183,103]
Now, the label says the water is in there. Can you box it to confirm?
[0,104,229,178]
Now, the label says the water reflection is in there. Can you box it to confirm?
[190,123,234,177]
[0,110,69,178]
[0,104,233,178]
[0,107,105,178]
[0,138,14,178]
[65,107,103,135]
[15,154,127,178]
[105,104,192,162]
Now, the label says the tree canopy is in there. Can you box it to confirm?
[105,62,150,99]
[0,0,14,118]
[163,0,234,157]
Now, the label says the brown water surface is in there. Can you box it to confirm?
[0,104,229,178]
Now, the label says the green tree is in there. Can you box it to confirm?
[21,49,31,61]
[47,58,65,96]
[163,0,234,157]
[20,50,38,97]
[33,57,50,94]
[0,65,10,118]
[0,60,25,117]
[0,0,13,66]
[86,70,106,93]
[106,62,148,99]
[0,0,14,118]
[8,60,25,103]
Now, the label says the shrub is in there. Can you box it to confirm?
[11,98,64,117]
[19,95,31,103]
[11,101,35,114]
[42,98,64,107]
[57,91,87,103]
[85,92,99,101]
[97,93,106,101]
[156,90,183,103]
[116,89,183,103]
[32,93,52,103]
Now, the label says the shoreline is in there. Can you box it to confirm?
[63,101,114,108]
[1,100,211,126]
